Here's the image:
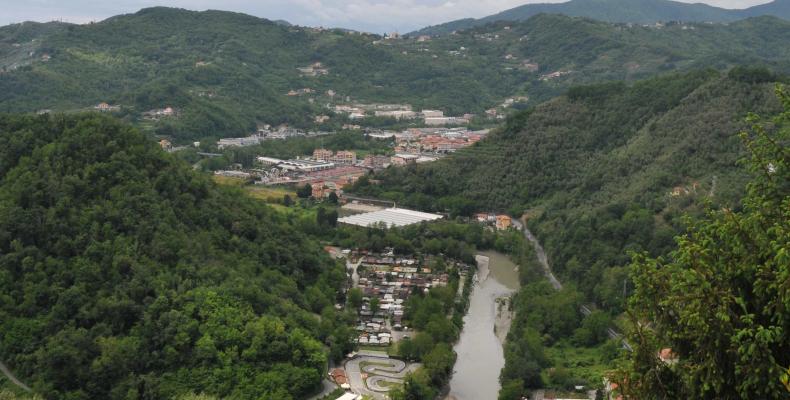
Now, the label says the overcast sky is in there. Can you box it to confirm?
[0,0,776,33]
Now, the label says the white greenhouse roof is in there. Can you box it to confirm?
[337,207,443,228]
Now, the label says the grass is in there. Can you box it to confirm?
[212,176,298,206]
[542,340,614,388]
[358,345,392,353]
[244,185,296,203]
[211,175,246,187]
[360,361,392,369]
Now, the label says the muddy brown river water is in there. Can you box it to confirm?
[447,251,520,400]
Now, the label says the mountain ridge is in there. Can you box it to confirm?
[411,0,790,36]
[3,7,790,143]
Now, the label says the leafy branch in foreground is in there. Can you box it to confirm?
[620,85,790,399]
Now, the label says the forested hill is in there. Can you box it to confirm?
[0,114,349,399]
[3,8,790,142]
[412,0,790,36]
[351,68,784,310]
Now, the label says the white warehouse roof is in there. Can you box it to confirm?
[337,207,443,228]
[335,393,361,400]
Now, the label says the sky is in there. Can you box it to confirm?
[0,0,776,33]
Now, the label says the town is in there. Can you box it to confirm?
[210,125,489,200]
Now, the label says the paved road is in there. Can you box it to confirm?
[306,378,340,400]
[0,360,31,392]
[512,219,562,290]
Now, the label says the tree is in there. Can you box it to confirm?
[621,85,790,399]
[572,310,612,346]
[283,194,293,207]
[297,184,312,199]
[347,288,363,310]
[327,191,339,204]
[422,343,455,386]
[369,297,380,315]
[498,379,525,400]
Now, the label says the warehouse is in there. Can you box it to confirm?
[337,207,443,228]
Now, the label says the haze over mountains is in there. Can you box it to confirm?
[413,0,790,35]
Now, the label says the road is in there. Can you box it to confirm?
[345,355,420,399]
[513,217,632,351]
[0,360,31,392]
[348,258,363,288]
[511,219,562,290]
[306,379,339,400]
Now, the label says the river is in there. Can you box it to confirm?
[447,251,520,400]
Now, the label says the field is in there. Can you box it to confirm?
[244,185,296,203]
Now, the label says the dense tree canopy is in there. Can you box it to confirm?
[0,114,347,399]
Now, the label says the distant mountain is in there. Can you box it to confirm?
[3,7,790,142]
[412,0,790,36]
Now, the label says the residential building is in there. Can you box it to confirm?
[421,110,444,118]
[496,215,512,230]
[333,150,357,165]
[362,155,391,169]
[313,148,334,161]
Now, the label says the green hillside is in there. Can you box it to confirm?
[3,9,790,142]
[351,68,784,307]
[0,114,349,400]
[412,0,790,36]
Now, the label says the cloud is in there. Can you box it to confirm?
[0,0,777,33]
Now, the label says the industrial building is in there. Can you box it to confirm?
[337,208,443,228]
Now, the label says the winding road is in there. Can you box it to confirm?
[345,356,420,398]
[0,360,31,392]
[513,219,562,290]
[513,217,632,351]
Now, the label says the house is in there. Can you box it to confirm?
[95,102,113,111]
[329,368,348,385]
[521,61,539,72]
[659,348,678,365]
[496,215,512,230]
[390,154,419,166]
[159,139,172,151]
[362,155,390,169]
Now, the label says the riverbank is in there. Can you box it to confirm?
[495,296,515,344]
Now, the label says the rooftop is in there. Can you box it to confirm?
[337,207,443,228]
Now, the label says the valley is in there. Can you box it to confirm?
[0,2,789,400]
